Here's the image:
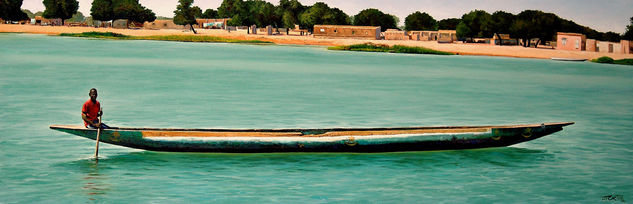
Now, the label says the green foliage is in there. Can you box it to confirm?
[624,17,633,40]
[438,18,460,30]
[91,0,155,23]
[43,0,79,23]
[490,11,514,34]
[602,31,621,42]
[90,0,113,21]
[60,31,129,38]
[511,10,560,46]
[353,8,397,32]
[277,0,305,28]
[298,2,350,31]
[591,56,614,63]
[457,10,492,39]
[250,0,278,27]
[22,9,34,19]
[201,9,218,18]
[614,59,633,66]
[173,0,197,26]
[58,32,274,44]
[404,11,437,31]
[67,11,84,22]
[2,0,29,21]
[328,43,453,55]
[218,0,242,18]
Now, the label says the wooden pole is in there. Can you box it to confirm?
[94,108,102,161]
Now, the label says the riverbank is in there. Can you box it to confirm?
[2,24,632,60]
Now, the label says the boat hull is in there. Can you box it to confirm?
[49,122,573,153]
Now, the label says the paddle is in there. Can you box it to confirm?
[94,108,102,162]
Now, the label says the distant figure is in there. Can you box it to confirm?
[82,88,109,129]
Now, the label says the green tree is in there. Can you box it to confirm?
[602,31,621,42]
[623,17,633,40]
[510,10,560,47]
[22,9,34,19]
[250,0,278,27]
[276,0,304,28]
[90,0,113,21]
[201,9,218,18]
[353,8,397,32]
[174,0,198,33]
[1,0,29,21]
[404,11,436,31]
[490,11,514,34]
[438,18,460,30]
[42,0,79,25]
[456,10,492,39]
[218,0,242,18]
[111,0,155,24]
[67,11,84,22]
[298,2,350,31]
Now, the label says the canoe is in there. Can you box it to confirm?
[50,122,574,153]
[551,57,587,62]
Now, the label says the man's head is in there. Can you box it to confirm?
[89,88,98,102]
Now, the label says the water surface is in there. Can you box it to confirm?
[1,33,632,203]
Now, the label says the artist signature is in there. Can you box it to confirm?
[602,194,625,202]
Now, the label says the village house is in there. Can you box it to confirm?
[143,20,188,30]
[384,29,408,40]
[620,40,632,54]
[556,32,586,51]
[491,33,518,45]
[406,30,457,43]
[313,25,381,40]
[34,16,61,26]
[596,41,622,54]
[196,18,230,29]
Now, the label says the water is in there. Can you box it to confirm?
[1,33,632,203]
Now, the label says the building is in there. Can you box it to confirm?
[313,25,381,40]
[34,16,61,26]
[437,30,457,43]
[384,29,407,40]
[586,39,597,52]
[621,40,632,54]
[196,18,230,29]
[491,33,517,45]
[112,19,128,29]
[143,20,188,30]
[596,41,622,54]
[556,32,586,51]
[406,30,457,43]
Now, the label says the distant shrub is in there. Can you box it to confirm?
[60,32,129,38]
[328,43,453,55]
[614,59,633,66]
[591,56,614,64]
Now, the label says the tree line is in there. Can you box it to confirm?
[2,0,633,43]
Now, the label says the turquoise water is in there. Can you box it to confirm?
[1,33,632,203]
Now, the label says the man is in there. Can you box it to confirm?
[82,88,109,129]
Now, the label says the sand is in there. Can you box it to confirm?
[2,24,632,60]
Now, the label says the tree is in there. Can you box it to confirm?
[438,18,460,30]
[404,11,436,31]
[192,6,202,18]
[250,0,278,27]
[276,0,304,28]
[602,31,621,42]
[174,0,198,33]
[218,0,242,18]
[201,9,218,18]
[67,11,84,22]
[22,9,34,19]
[106,0,155,24]
[623,17,633,40]
[91,0,113,21]
[490,11,514,34]
[1,0,29,21]
[298,2,350,31]
[42,0,79,25]
[353,8,396,32]
[510,10,560,47]
[456,10,492,39]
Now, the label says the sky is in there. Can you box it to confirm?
[21,0,633,33]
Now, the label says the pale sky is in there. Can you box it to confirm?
[21,0,633,33]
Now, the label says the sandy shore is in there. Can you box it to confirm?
[2,24,632,60]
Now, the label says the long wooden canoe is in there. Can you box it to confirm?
[50,122,574,153]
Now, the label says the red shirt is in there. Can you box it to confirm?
[82,99,100,127]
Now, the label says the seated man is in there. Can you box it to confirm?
[82,88,109,129]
